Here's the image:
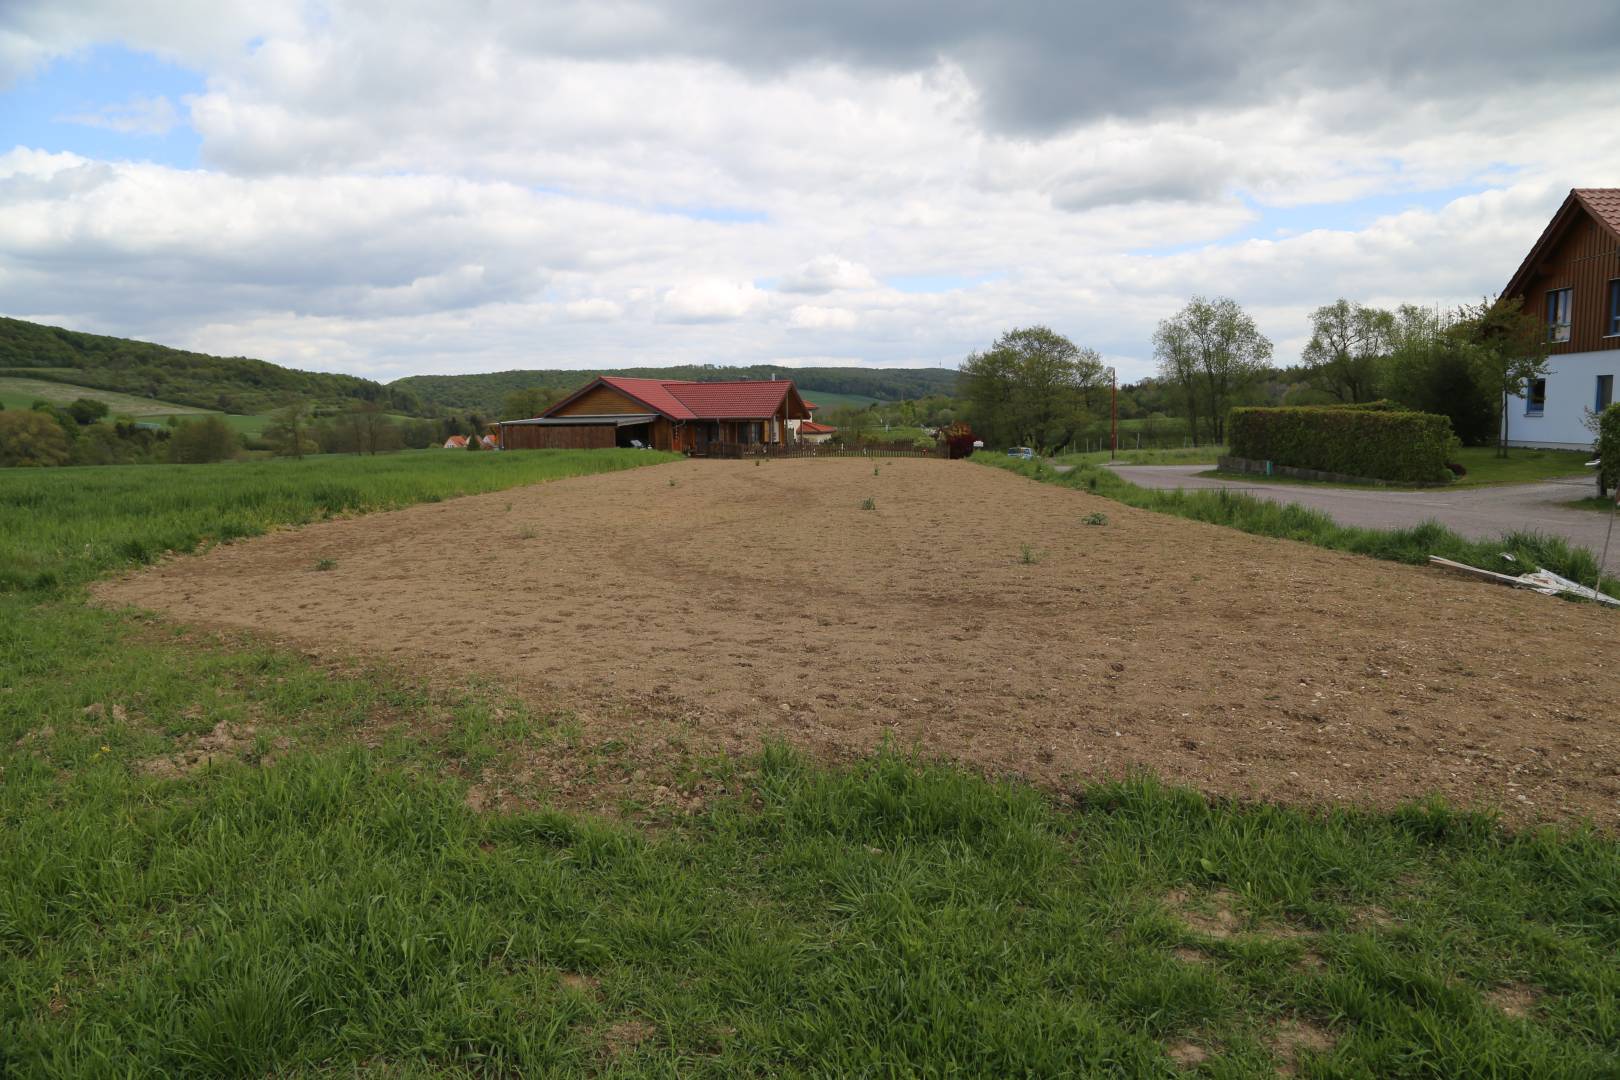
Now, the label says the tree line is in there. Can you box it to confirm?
[956,293,1555,456]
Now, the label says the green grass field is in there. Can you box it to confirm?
[2,450,1618,1075]
[798,388,881,411]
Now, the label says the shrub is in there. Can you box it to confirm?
[0,410,72,467]
[1599,403,1620,495]
[1228,406,1457,483]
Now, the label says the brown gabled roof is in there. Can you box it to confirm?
[1502,188,1620,300]
[543,375,810,422]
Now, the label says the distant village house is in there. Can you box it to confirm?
[497,376,813,453]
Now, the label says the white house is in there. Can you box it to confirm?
[1501,188,1620,450]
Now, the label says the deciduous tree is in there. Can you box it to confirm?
[1155,297,1271,445]
[960,326,1105,452]
[1300,300,1393,403]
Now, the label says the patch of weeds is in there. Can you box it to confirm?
[1083,511,1109,526]
[1018,543,1044,565]
[313,558,336,572]
[518,527,538,540]
[873,465,881,477]
[860,497,876,511]
[668,477,679,487]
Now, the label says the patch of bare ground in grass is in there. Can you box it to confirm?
[1165,1039,1211,1069]
[95,457,1620,827]
[1166,887,1245,939]
[1269,1018,1338,1075]
[139,719,278,779]
[602,1018,657,1059]
[1486,983,1544,1019]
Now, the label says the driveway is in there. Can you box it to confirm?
[1104,465,1620,573]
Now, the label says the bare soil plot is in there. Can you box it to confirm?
[95,457,1620,826]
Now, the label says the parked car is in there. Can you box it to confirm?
[1006,446,1034,459]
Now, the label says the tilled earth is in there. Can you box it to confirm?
[96,457,1620,826]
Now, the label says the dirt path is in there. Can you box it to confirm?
[1108,465,1620,573]
[96,457,1620,826]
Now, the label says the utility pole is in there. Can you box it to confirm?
[1109,367,1118,461]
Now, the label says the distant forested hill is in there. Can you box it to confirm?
[392,364,960,414]
[0,317,423,416]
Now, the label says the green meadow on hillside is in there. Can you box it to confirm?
[2,450,1617,1076]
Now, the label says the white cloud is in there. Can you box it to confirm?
[779,255,878,294]
[787,304,857,330]
[57,94,180,135]
[658,279,764,323]
[2,2,1619,384]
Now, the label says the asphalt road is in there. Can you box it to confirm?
[1104,464,1620,574]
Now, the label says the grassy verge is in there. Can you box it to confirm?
[0,448,679,591]
[1055,446,1225,467]
[980,455,1620,601]
[3,449,1618,1074]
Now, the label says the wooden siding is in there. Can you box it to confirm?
[1513,208,1620,354]
[552,384,645,416]
[501,423,614,450]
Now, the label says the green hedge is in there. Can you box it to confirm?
[1600,402,1620,492]
[1228,406,1458,483]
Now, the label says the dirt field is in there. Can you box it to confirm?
[96,457,1620,826]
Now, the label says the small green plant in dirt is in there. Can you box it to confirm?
[1083,512,1108,526]
[860,497,876,511]
[755,459,761,467]
[518,527,538,540]
[873,465,881,477]
[1018,543,1044,564]
[668,477,679,487]
[313,558,336,572]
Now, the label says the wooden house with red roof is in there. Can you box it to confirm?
[497,375,813,453]
[1499,188,1620,449]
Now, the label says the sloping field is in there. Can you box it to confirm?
[0,375,210,416]
[97,457,1620,826]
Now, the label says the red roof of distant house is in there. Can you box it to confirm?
[444,435,469,448]
[598,377,699,420]
[800,421,838,434]
[560,376,808,421]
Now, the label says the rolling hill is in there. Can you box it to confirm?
[0,317,423,417]
[391,364,959,415]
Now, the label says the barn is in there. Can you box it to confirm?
[498,376,813,453]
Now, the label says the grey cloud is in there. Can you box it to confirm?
[520,0,1620,133]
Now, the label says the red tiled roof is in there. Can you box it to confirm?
[666,380,791,419]
[587,376,803,420]
[444,435,469,447]
[598,377,698,420]
[804,399,818,410]
[1574,188,1620,237]
[800,421,838,434]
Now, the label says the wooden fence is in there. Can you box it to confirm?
[701,442,945,460]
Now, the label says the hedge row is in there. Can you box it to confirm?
[1228,406,1458,483]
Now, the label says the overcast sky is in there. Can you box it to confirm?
[2,1,1618,384]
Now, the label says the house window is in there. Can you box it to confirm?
[1609,279,1620,336]
[1526,378,1547,416]
[1546,287,1572,343]
[1599,374,1615,412]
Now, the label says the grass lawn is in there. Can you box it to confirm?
[2,450,1618,1075]
[1056,446,1225,467]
